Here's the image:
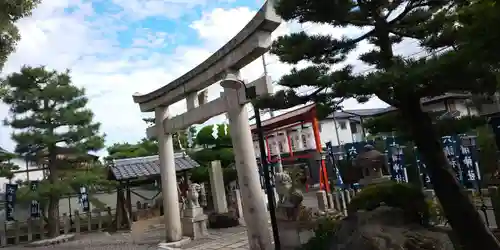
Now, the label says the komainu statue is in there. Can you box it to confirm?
[275,171,293,204]
[186,183,201,208]
[275,170,304,220]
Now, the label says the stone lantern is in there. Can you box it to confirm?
[353,145,391,185]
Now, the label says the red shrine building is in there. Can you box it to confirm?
[249,104,387,191]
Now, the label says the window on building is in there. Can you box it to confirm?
[350,122,358,133]
[301,134,308,148]
[338,121,347,130]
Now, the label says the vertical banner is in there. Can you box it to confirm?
[458,137,480,188]
[414,147,431,188]
[385,137,408,183]
[441,135,463,184]
[5,184,18,221]
[326,141,344,188]
[79,186,90,212]
[257,160,275,190]
[30,181,40,218]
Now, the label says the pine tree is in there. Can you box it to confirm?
[0,0,41,71]
[1,66,108,237]
[262,0,500,249]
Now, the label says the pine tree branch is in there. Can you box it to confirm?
[272,30,376,65]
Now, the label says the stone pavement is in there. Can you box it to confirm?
[180,226,249,250]
[2,226,250,250]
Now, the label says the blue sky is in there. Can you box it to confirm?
[0,0,407,156]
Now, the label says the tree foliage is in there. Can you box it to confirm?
[1,66,112,237]
[105,120,197,162]
[0,148,19,179]
[195,124,231,148]
[261,0,500,249]
[190,124,237,185]
[0,0,41,71]
[364,112,487,140]
[106,138,158,162]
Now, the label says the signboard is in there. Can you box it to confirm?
[5,184,18,221]
[78,186,90,212]
[30,181,40,218]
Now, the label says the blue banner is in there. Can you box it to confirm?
[414,147,431,188]
[441,135,463,184]
[5,184,18,221]
[458,144,480,187]
[258,161,275,190]
[343,141,374,161]
[30,181,40,218]
[326,141,344,188]
[385,137,408,183]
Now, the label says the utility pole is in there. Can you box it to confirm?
[262,54,274,118]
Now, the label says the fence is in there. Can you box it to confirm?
[0,207,116,247]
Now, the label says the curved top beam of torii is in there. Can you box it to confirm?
[132,0,282,112]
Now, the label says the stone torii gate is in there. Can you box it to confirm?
[132,1,281,249]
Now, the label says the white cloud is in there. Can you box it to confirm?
[1,1,419,156]
[110,0,209,19]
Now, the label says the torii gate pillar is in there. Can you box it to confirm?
[222,77,273,250]
[155,106,183,242]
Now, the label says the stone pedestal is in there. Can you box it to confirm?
[181,207,208,239]
[316,190,328,212]
[276,220,314,249]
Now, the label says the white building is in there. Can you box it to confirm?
[0,156,44,192]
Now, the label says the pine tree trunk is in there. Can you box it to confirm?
[47,194,59,237]
[400,97,500,250]
[47,149,60,238]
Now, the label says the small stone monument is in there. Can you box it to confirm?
[354,145,391,185]
[181,183,208,239]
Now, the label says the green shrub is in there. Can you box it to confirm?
[347,181,430,225]
[299,216,339,250]
[427,199,446,225]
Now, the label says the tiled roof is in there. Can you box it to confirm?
[329,108,391,119]
[0,147,11,154]
[110,152,200,181]
[330,93,472,118]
